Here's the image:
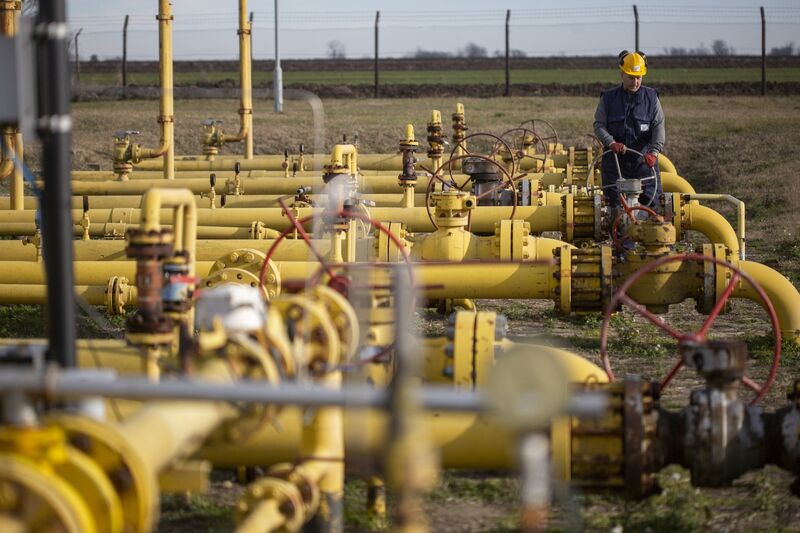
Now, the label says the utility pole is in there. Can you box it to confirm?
[273,0,283,113]
[760,6,766,96]
[633,5,639,51]
[504,9,510,97]
[74,27,82,83]
[374,10,380,98]
[122,15,129,94]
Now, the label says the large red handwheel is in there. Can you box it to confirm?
[599,253,781,404]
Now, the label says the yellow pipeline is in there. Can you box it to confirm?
[658,153,678,175]
[733,260,800,342]
[133,0,175,179]
[219,0,253,158]
[0,204,563,235]
[686,193,746,259]
[678,201,739,256]
[662,172,696,195]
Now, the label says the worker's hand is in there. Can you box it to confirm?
[609,142,626,154]
[644,152,658,168]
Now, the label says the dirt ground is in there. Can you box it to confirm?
[7,94,800,531]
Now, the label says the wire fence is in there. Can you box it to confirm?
[69,5,800,60]
[67,4,800,96]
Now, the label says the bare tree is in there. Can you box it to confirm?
[711,39,735,56]
[327,40,346,59]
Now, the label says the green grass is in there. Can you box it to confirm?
[79,67,800,87]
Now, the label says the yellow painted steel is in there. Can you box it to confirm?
[686,193,746,259]
[734,259,800,342]
[658,153,678,175]
[678,200,740,255]
[220,0,253,158]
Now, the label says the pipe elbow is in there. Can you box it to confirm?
[662,172,696,195]
[0,156,13,180]
[682,204,739,255]
[734,260,800,344]
[658,153,678,175]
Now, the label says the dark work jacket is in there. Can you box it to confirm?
[600,85,659,177]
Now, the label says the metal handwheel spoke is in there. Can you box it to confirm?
[277,198,336,279]
[618,293,685,340]
[659,359,685,390]
[696,272,741,338]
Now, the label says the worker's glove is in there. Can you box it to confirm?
[644,152,658,168]
[609,142,626,154]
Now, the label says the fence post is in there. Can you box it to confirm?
[633,4,639,51]
[504,9,510,97]
[74,27,82,83]
[374,10,380,98]
[760,6,766,96]
[122,14,129,95]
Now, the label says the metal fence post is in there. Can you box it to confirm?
[504,9,510,97]
[633,4,639,51]
[760,6,766,96]
[374,10,380,98]
[122,14,129,94]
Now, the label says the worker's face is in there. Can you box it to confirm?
[621,72,642,93]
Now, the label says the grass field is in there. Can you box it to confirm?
[77,67,800,87]
[6,94,800,531]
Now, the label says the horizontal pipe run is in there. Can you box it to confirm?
[0,205,562,234]
[0,370,606,416]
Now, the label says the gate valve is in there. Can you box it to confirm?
[78,195,91,241]
[679,338,747,387]
[398,124,419,186]
[426,110,444,159]
[431,191,475,229]
[112,130,140,179]
[21,230,42,261]
[292,186,314,208]
[281,148,289,177]
[451,103,467,146]
[296,143,305,173]
[163,256,196,315]
[226,162,243,196]
[201,119,224,157]
[199,173,218,208]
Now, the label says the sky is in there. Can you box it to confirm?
[64,1,800,61]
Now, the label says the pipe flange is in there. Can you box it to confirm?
[125,228,174,260]
[267,463,321,518]
[622,377,660,498]
[236,477,306,531]
[270,298,341,373]
[203,248,281,301]
[105,276,131,316]
[53,415,159,533]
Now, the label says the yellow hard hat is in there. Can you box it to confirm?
[619,51,647,76]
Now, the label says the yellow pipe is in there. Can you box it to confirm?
[135,0,174,179]
[0,204,563,235]
[733,260,800,343]
[687,194,746,259]
[0,284,133,306]
[0,261,215,284]
[679,202,739,256]
[0,130,13,180]
[236,499,286,533]
[117,358,238,475]
[658,153,678,175]
[661,172,696,195]
[219,0,253,158]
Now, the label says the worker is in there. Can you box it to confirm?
[593,50,664,211]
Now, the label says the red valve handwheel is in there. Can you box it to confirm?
[599,253,781,404]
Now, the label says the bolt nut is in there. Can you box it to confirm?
[446,325,456,340]
[444,343,455,358]
[442,364,454,378]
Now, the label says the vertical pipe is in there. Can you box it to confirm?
[373,10,379,98]
[633,5,639,52]
[11,133,23,210]
[248,11,253,72]
[273,0,283,113]
[760,6,766,97]
[158,0,174,179]
[504,9,510,97]
[37,0,77,367]
[122,14,129,94]
[73,28,82,83]
[239,0,253,158]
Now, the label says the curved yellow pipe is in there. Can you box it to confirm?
[0,131,14,180]
[661,172,696,195]
[658,154,678,175]
[219,0,252,157]
[680,202,739,255]
[733,260,800,344]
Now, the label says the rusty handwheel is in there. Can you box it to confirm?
[599,253,781,404]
